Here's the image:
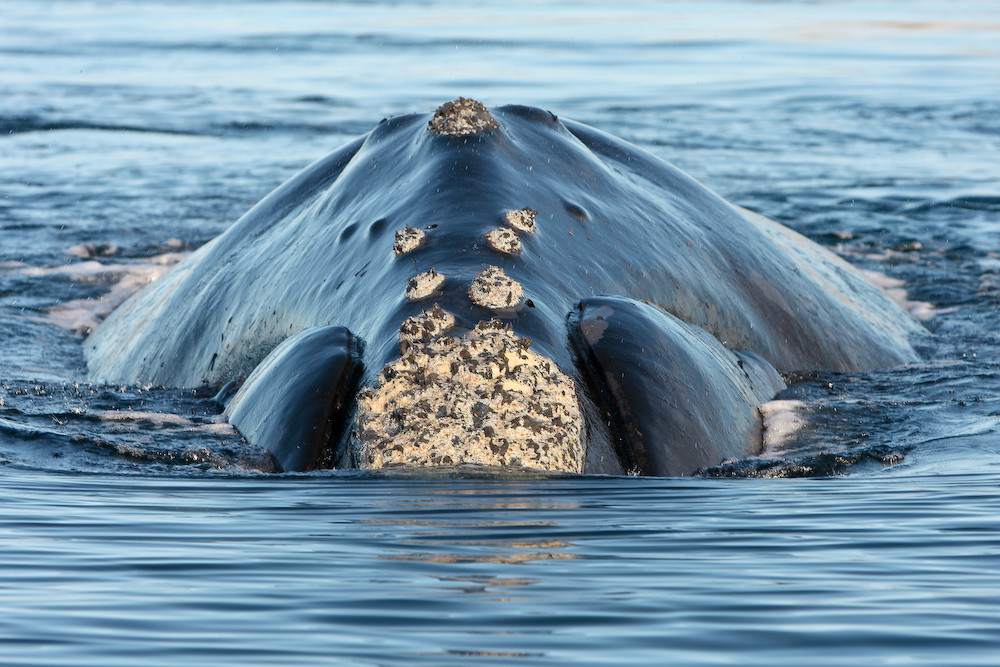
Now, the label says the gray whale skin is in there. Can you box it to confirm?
[85,98,924,476]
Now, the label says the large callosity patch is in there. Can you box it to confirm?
[353,307,584,472]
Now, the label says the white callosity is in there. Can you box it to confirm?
[393,226,426,255]
[405,268,445,301]
[375,126,572,471]
[354,309,583,472]
[469,266,524,309]
[486,227,521,254]
[504,207,537,234]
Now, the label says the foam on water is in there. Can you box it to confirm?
[14,252,188,334]
[758,399,809,453]
[860,269,938,322]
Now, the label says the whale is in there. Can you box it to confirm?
[85,98,924,476]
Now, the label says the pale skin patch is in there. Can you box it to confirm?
[354,313,584,473]
[397,304,455,349]
[504,207,537,234]
[405,268,445,301]
[469,266,524,308]
[393,226,426,255]
[486,227,521,254]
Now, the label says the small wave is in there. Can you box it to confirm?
[0,379,276,474]
[0,114,199,137]
[838,195,1000,219]
[2,113,366,140]
[0,416,65,440]
[703,443,911,478]
[906,195,1000,214]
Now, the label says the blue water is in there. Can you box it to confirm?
[3,472,999,665]
[2,1,1000,664]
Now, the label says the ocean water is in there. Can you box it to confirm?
[2,1,1000,664]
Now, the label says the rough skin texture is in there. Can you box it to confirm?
[354,313,583,472]
[486,227,521,254]
[427,97,500,136]
[405,268,445,301]
[469,266,524,309]
[504,207,537,233]
[397,304,455,348]
[393,225,425,255]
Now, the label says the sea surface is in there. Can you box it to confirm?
[2,1,1000,664]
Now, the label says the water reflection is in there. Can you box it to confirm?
[366,481,582,569]
[380,538,577,565]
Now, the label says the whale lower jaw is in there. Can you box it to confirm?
[352,308,584,473]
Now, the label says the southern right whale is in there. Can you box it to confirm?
[85,98,924,475]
